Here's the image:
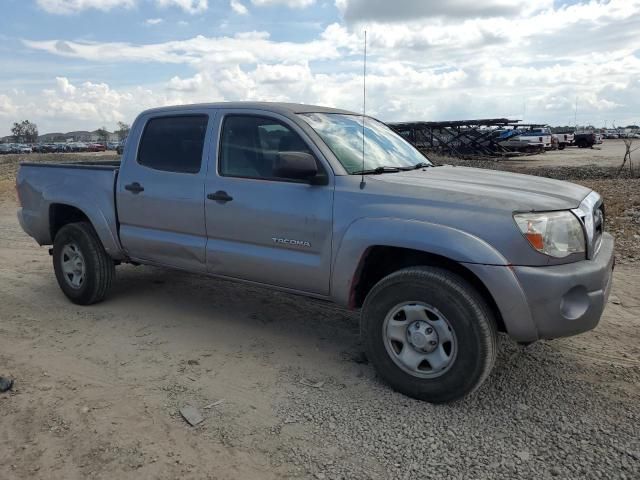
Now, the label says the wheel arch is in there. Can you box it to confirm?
[47,200,124,260]
[330,218,514,334]
[348,245,507,334]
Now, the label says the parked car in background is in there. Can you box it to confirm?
[17,144,32,154]
[604,130,619,139]
[87,143,107,152]
[68,142,88,152]
[0,144,12,154]
[116,140,126,155]
[107,142,119,150]
[517,127,553,149]
[553,132,574,149]
[574,132,597,148]
[16,102,614,404]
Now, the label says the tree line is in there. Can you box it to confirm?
[8,120,130,143]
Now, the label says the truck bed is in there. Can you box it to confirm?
[16,161,123,259]
[19,159,121,170]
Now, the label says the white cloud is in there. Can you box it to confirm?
[230,0,248,15]
[167,73,205,92]
[6,0,640,135]
[23,30,342,65]
[0,95,18,119]
[335,0,553,22]
[36,0,208,14]
[145,17,164,25]
[155,0,208,14]
[251,0,315,8]
[36,0,134,14]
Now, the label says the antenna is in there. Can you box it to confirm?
[359,30,367,190]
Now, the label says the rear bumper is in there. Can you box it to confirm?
[464,233,614,342]
[512,233,614,340]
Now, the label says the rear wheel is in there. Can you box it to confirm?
[53,222,114,305]
[361,267,497,403]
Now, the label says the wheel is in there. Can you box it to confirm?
[52,222,115,305]
[558,143,566,150]
[361,267,497,403]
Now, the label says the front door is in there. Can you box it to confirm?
[117,111,213,272]
[204,111,334,295]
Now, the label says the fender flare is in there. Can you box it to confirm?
[330,217,538,341]
[330,217,509,305]
[44,190,124,260]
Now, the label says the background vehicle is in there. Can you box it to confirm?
[516,127,553,149]
[574,132,597,148]
[16,102,614,403]
[553,132,574,149]
[87,143,107,152]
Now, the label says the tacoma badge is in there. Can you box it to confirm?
[272,237,311,248]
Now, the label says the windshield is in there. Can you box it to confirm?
[299,113,432,174]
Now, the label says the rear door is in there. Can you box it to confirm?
[204,110,334,295]
[117,109,214,272]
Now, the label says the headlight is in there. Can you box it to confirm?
[514,211,585,258]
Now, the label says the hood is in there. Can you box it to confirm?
[370,165,590,212]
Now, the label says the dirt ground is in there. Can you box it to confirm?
[0,144,639,479]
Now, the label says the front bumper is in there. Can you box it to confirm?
[512,232,615,340]
[464,232,614,342]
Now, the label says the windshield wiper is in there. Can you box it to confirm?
[352,166,402,175]
[405,162,432,170]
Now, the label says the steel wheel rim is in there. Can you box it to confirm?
[60,243,86,289]
[382,301,457,379]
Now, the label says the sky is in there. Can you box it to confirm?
[0,0,639,136]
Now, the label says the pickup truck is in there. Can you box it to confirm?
[16,102,615,403]
[553,131,575,149]
[574,132,598,148]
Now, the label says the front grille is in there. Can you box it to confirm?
[593,203,604,256]
[572,191,603,259]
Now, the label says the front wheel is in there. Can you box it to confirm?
[53,222,115,305]
[361,267,497,403]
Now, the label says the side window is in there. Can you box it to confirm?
[138,115,208,174]
[219,115,319,181]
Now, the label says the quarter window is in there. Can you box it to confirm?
[138,115,208,174]
[219,115,319,181]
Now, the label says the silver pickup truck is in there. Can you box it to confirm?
[16,102,614,403]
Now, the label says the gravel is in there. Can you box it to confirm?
[274,339,640,480]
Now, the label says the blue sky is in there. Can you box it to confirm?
[1,0,639,135]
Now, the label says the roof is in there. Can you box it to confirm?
[141,101,357,116]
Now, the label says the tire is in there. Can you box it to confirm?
[558,143,566,150]
[361,267,497,403]
[52,222,115,305]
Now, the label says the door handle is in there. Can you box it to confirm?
[207,191,233,203]
[124,182,144,194]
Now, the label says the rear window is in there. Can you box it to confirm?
[138,115,208,174]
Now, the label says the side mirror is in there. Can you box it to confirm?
[274,151,319,181]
